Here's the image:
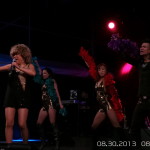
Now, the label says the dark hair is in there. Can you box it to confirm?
[42,67,54,78]
[141,38,150,44]
[97,63,108,71]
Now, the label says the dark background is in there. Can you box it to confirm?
[0,1,150,62]
[0,0,150,141]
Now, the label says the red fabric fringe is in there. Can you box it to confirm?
[105,74,124,122]
[79,47,98,81]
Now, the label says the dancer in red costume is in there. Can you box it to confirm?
[79,47,125,149]
[79,47,124,128]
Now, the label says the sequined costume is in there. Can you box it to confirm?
[95,81,112,113]
[3,67,33,109]
[41,80,57,111]
[34,74,58,111]
[79,47,124,122]
[94,73,124,122]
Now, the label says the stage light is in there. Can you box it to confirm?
[108,22,115,29]
[107,20,117,32]
[12,138,41,142]
[120,63,133,75]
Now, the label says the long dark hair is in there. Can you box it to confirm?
[42,67,54,78]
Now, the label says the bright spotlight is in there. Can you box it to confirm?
[108,22,115,29]
[107,21,117,32]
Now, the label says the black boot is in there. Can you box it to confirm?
[37,124,47,150]
[51,124,60,150]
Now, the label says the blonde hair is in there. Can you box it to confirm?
[10,44,32,64]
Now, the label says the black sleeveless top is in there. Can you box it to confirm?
[3,69,33,109]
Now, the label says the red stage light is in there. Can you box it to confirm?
[108,22,115,29]
[107,21,117,32]
[121,63,133,75]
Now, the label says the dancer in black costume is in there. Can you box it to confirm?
[33,59,64,150]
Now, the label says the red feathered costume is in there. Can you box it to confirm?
[79,47,124,122]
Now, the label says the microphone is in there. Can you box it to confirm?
[13,58,16,61]
[9,59,16,76]
[12,59,16,70]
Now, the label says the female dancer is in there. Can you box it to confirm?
[79,47,124,136]
[33,59,64,150]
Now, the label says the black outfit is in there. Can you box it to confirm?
[3,69,33,109]
[107,37,150,149]
[118,55,150,148]
[95,81,112,113]
[34,77,60,150]
[130,62,150,144]
[34,77,59,111]
[41,83,57,111]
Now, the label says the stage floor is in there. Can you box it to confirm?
[0,136,93,150]
[1,130,150,150]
